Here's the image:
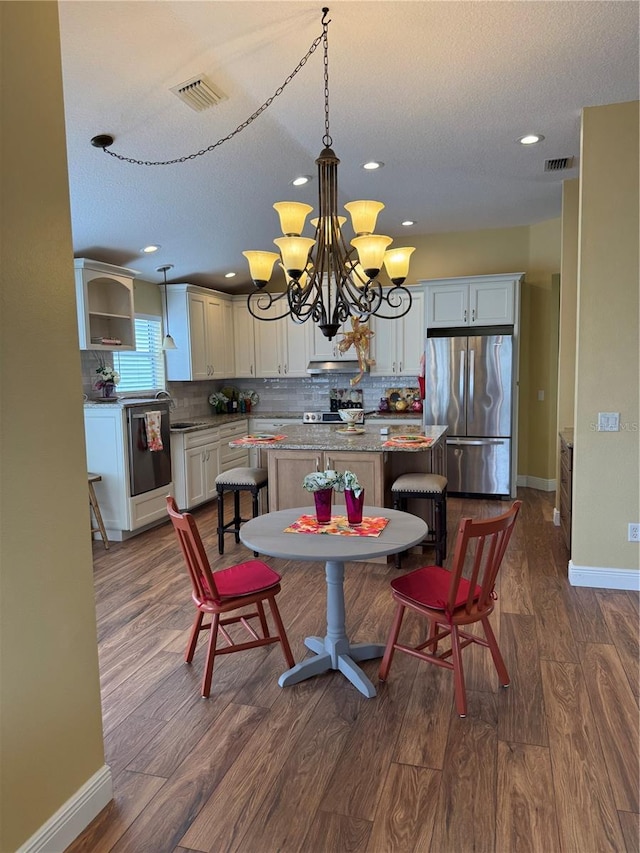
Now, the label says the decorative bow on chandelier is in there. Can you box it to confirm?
[243,8,415,340]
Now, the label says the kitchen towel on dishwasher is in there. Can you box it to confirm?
[145,411,163,451]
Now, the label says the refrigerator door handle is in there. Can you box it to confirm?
[447,438,507,446]
[468,348,475,411]
[459,349,465,402]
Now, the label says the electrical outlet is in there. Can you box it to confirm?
[629,523,640,542]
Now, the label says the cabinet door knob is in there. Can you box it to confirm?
[464,310,467,322]
[399,361,403,373]
[471,309,476,322]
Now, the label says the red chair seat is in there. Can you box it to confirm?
[166,496,294,698]
[209,560,282,602]
[391,565,481,612]
[380,501,522,717]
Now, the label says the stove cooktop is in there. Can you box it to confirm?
[302,410,364,424]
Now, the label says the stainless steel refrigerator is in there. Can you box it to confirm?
[423,328,515,497]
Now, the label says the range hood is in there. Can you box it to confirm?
[306,360,363,375]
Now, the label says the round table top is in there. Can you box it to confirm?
[240,505,428,562]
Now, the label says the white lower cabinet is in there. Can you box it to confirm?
[171,420,249,510]
[172,427,218,510]
[218,421,250,473]
[84,405,173,540]
[185,440,219,507]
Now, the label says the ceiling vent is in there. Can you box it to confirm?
[170,75,226,112]
[544,156,575,172]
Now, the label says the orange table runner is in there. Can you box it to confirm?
[283,515,389,537]
[230,434,287,446]
[383,436,434,449]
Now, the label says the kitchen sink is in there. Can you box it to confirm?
[170,421,208,430]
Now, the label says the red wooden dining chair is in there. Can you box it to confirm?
[166,496,294,698]
[379,501,522,717]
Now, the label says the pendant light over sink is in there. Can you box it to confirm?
[158,264,177,350]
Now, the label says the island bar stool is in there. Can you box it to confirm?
[215,467,268,555]
[391,473,448,568]
[88,473,109,550]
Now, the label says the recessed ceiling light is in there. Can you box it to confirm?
[518,134,545,145]
[401,220,416,227]
[224,272,236,278]
[362,161,384,170]
[291,175,312,186]
[141,244,161,253]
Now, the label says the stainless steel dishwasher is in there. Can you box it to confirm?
[125,402,172,496]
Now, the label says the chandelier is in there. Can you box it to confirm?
[243,8,415,340]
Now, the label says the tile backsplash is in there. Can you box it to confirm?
[81,351,416,419]
[168,373,418,420]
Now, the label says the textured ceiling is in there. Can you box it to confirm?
[58,1,639,291]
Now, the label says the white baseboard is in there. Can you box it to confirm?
[516,475,556,492]
[17,765,112,853]
[569,560,640,591]
[553,507,560,526]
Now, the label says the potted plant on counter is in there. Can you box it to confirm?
[302,469,341,524]
[93,356,120,399]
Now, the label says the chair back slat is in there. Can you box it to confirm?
[448,501,522,614]
[167,496,220,601]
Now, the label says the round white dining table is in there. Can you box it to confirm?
[240,505,428,698]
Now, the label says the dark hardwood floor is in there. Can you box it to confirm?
[66,489,639,853]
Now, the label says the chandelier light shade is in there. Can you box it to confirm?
[273,202,313,236]
[383,246,416,284]
[344,200,385,236]
[242,250,280,289]
[245,7,415,340]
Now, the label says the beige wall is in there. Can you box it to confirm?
[555,179,579,509]
[525,219,562,480]
[573,101,639,572]
[134,278,163,316]
[0,4,106,850]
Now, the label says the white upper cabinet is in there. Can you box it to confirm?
[253,298,310,378]
[165,284,234,381]
[232,298,257,378]
[424,273,524,328]
[370,288,424,376]
[75,258,137,350]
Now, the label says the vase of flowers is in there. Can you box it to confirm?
[342,470,365,525]
[302,469,341,524]
[93,356,120,399]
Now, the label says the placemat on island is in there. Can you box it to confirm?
[383,435,434,449]
[230,434,287,445]
[284,515,389,537]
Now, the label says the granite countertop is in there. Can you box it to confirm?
[230,424,447,452]
[169,410,423,432]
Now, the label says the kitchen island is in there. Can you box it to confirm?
[232,424,447,513]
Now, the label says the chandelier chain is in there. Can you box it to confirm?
[322,15,332,148]
[101,25,326,167]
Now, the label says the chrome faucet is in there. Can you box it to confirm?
[154,389,175,409]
